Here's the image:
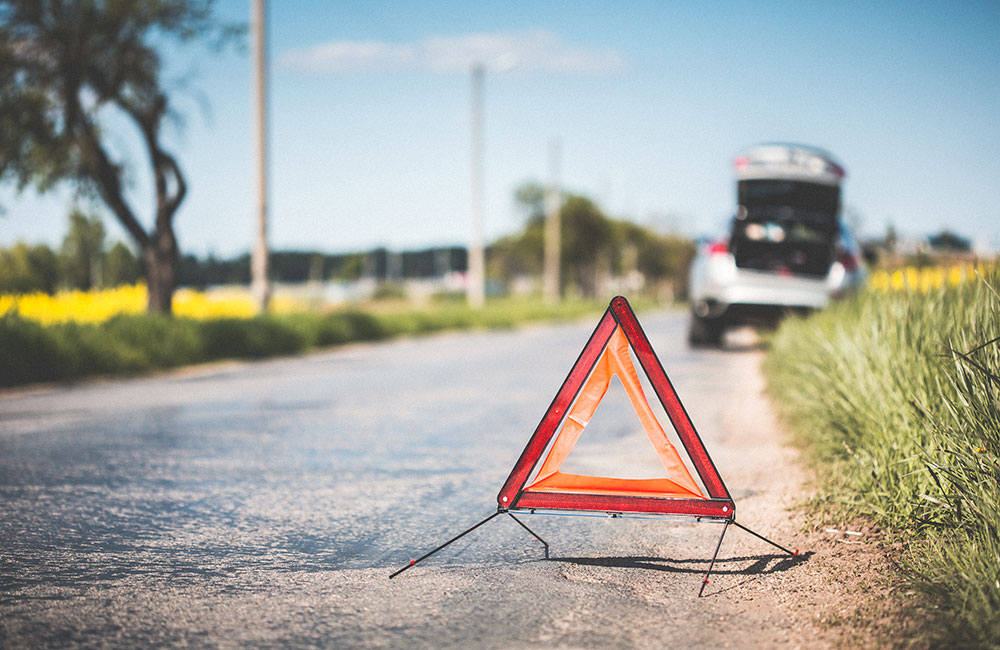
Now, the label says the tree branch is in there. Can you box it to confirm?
[160,148,187,223]
[123,95,185,232]
[76,114,150,250]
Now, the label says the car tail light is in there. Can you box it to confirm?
[836,250,859,272]
[708,241,729,256]
[827,161,846,179]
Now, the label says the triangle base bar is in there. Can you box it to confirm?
[513,493,733,518]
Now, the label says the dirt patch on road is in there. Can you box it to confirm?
[689,339,921,649]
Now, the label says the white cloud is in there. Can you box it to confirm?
[279,29,626,74]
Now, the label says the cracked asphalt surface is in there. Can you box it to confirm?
[0,310,862,648]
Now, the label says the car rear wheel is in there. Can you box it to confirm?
[688,311,725,348]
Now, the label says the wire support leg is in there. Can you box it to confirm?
[389,511,502,579]
[731,520,798,557]
[699,520,730,597]
[506,512,550,559]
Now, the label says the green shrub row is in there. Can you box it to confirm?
[764,267,999,648]
[0,297,615,389]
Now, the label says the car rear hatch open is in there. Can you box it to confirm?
[730,180,839,278]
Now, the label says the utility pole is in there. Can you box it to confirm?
[467,63,486,308]
[251,0,271,313]
[543,138,562,304]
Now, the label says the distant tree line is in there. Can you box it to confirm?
[0,210,141,294]
[862,224,978,270]
[1,214,469,294]
[176,247,468,289]
[489,182,695,298]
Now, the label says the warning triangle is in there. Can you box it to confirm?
[525,326,705,499]
[497,296,735,519]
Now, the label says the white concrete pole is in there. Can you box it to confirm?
[467,64,486,308]
[543,138,561,304]
[251,0,271,313]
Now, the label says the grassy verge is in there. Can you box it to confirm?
[764,267,999,648]
[0,296,641,389]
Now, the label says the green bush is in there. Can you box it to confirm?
[275,311,388,347]
[371,283,406,301]
[0,315,62,386]
[340,310,390,341]
[199,317,305,360]
[102,314,203,368]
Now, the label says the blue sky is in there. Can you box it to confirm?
[2,0,999,256]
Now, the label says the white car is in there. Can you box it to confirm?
[688,143,864,347]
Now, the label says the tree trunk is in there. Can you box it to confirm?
[143,226,178,315]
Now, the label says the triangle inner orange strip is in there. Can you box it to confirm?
[524,326,706,499]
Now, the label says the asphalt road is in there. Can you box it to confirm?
[0,310,824,649]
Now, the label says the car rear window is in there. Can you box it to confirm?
[738,180,840,216]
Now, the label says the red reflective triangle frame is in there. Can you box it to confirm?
[497,296,735,519]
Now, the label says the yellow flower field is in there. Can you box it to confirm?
[0,284,307,326]
[868,263,991,293]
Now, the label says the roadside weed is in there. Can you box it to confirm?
[766,264,999,648]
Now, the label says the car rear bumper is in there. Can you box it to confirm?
[713,276,832,310]
[691,267,834,321]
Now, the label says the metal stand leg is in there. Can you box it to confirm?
[389,511,502,579]
[507,512,549,559]
[731,521,798,557]
[699,520,730,597]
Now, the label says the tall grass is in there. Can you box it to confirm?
[0,296,618,389]
[765,266,999,648]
